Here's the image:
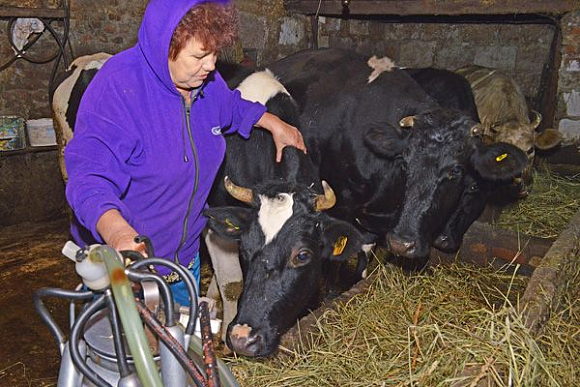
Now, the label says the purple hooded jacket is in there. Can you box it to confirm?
[64,0,266,275]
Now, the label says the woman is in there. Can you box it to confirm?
[64,0,306,304]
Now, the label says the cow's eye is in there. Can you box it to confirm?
[526,148,535,155]
[448,166,463,180]
[291,249,312,267]
[276,194,287,202]
[468,183,479,193]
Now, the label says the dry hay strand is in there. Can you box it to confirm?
[496,167,580,239]
[222,262,578,386]
[534,254,580,385]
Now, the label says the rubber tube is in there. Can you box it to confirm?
[188,335,240,387]
[69,295,111,387]
[126,270,175,326]
[130,258,199,335]
[93,245,163,387]
[33,287,94,353]
[105,290,131,378]
[135,301,207,387]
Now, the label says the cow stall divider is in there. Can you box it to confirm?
[33,236,240,387]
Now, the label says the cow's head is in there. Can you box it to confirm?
[432,174,490,252]
[204,178,364,357]
[364,108,527,259]
[483,110,561,197]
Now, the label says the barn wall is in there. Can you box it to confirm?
[0,0,147,227]
[314,17,555,113]
[557,11,580,144]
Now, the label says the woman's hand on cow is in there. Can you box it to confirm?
[256,111,307,163]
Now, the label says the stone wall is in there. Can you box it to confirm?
[316,17,556,109]
[557,11,580,144]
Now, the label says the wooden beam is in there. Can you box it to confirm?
[0,7,66,19]
[285,0,580,16]
[429,221,553,276]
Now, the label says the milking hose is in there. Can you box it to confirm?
[94,245,164,387]
[33,287,94,354]
[130,258,199,338]
[129,256,239,386]
[188,334,241,387]
[104,290,131,379]
[69,294,111,387]
[127,270,176,326]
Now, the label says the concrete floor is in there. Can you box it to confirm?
[0,218,76,387]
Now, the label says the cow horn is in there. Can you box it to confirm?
[470,124,484,137]
[224,176,253,203]
[399,116,415,128]
[314,180,337,211]
[530,110,542,130]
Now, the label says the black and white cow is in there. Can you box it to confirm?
[205,64,365,357]
[51,52,111,182]
[266,49,528,260]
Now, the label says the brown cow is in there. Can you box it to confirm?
[455,65,561,197]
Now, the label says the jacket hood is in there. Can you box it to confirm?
[137,0,231,95]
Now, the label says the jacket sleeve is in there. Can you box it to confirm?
[213,71,267,139]
[64,111,138,242]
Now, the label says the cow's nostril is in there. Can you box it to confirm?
[228,324,263,357]
[434,235,449,249]
[387,233,417,256]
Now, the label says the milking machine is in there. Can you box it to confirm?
[34,236,239,387]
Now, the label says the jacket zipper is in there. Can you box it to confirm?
[174,90,201,264]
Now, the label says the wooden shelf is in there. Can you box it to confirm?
[0,145,58,157]
[285,0,580,16]
[0,6,66,19]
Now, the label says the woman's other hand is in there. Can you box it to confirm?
[256,112,307,162]
[97,209,147,256]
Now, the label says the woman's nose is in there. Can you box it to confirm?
[203,54,217,72]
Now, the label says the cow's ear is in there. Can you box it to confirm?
[364,122,408,158]
[535,128,562,150]
[203,207,253,241]
[321,217,364,262]
[471,142,527,181]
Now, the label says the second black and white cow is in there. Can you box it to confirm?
[266,49,528,260]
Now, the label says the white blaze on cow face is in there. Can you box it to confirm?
[236,69,290,105]
[367,55,397,83]
[258,193,294,245]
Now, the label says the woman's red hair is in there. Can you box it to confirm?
[169,2,237,60]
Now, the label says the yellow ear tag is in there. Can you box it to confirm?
[496,153,508,162]
[333,236,348,256]
[225,218,239,230]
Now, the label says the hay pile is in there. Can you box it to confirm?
[223,166,580,386]
[496,168,580,238]
[225,261,579,386]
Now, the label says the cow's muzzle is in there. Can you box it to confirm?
[227,323,267,357]
[386,232,417,257]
